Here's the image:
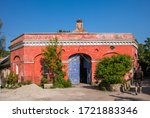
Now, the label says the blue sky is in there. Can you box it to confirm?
[0,0,150,50]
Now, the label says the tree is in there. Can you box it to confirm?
[42,38,64,82]
[42,38,71,88]
[0,19,5,50]
[144,38,150,67]
[145,38,150,50]
[0,19,2,29]
[138,44,147,72]
[0,18,8,58]
[0,36,6,50]
[138,38,150,75]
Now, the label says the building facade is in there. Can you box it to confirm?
[9,20,138,84]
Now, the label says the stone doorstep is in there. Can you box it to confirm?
[44,84,53,89]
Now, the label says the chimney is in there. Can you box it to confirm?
[73,19,85,33]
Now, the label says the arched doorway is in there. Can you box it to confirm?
[13,56,21,82]
[68,53,91,84]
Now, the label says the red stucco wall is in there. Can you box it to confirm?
[10,33,138,84]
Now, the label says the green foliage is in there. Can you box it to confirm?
[21,80,32,85]
[138,38,150,75]
[64,79,72,88]
[40,76,48,88]
[0,36,5,50]
[6,72,18,88]
[0,50,10,58]
[42,38,72,88]
[0,18,8,58]
[98,80,110,91]
[0,18,2,29]
[58,29,70,33]
[95,54,132,90]
[6,73,32,88]
[53,75,72,88]
[17,82,22,87]
[42,38,64,76]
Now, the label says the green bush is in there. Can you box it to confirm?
[21,80,32,85]
[40,77,48,88]
[7,72,18,88]
[95,54,132,91]
[99,80,110,91]
[63,79,72,88]
[17,82,22,87]
[53,75,72,88]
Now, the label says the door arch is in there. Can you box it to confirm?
[68,53,92,84]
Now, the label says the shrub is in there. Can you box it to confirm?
[63,79,72,88]
[21,80,32,85]
[40,77,48,88]
[99,80,110,91]
[53,75,72,88]
[6,72,18,88]
[17,82,22,87]
[95,54,132,91]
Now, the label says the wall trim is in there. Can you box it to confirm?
[10,39,138,51]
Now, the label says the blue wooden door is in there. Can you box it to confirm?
[68,55,80,84]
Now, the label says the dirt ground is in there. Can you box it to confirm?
[0,77,150,101]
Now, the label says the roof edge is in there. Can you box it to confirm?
[11,34,25,42]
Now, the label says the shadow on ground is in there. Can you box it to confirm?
[109,95,144,101]
[72,83,100,91]
[142,87,150,95]
[129,78,150,95]
[109,84,150,101]
[81,85,100,90]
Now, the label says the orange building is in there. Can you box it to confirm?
[9,20,138,84]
